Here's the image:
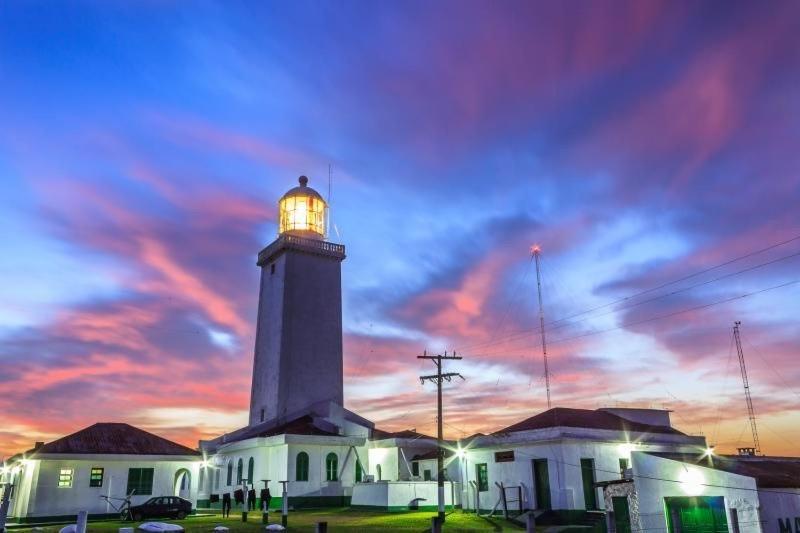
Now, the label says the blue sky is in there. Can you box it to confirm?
[1,0,799,456]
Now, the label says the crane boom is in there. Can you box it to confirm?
[733,321,761,455]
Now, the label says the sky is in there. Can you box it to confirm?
[1,1,799,458]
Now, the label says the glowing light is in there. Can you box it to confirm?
[679,467,705,496]
[618,442,636,458]
[531,244,541,254]
[703,446,715,458]
[278,178,327,237]
[456,447,466,459]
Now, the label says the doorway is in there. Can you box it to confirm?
[532,459,551,510]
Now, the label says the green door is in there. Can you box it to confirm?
[532,459,551,510]
[665,496,729,533]
[581,458,598,510]
[613,496,632,533]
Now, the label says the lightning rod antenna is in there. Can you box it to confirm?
[532,245,552,409]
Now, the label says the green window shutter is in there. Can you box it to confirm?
[580,458,598,510]
[412,462,419,477]
[126,468,154,496]
[355,460,363,483]
[89,467,104,487]
[476,463,488,492]
[236,458,243,484]
[227,462,233,485]
[326,453,338,481]
[296,452,309,481]
[424,469,432,481]
[247,457,254,483]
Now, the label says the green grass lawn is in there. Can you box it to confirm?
[11,509,527,532]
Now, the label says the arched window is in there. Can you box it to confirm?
[226,462,233,486]
[296,452,309,481]
[236,458,243,484]
[326,453,338,482]
[376,464,382,481]
[355,460,363,483]
[247,457,254,483]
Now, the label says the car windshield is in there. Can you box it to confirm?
[145,497,159,505]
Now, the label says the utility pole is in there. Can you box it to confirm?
[532,245,552,409]
[733,321,762,455]
[418,350,464,523]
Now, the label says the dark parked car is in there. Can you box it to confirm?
[130,496,192,521]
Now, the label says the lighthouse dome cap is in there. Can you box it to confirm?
[280,175,326,203]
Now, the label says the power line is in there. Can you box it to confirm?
[543,233,800,329]
[544,248,800,335]
[464,277,800,354]
[454,234,800,354]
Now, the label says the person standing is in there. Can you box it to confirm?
[221,492,231,518]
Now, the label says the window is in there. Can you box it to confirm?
[423,469,432,481]
[325,453,338,481]
[89,467,104,487]
[260,408,265,422]
[227,462,233,486]
[126,468,154,496]
[247,457,254,483]
[270,264,276,275]
[58,468,74,488]
[412,462,419,477]
[619,457,630,476]
[494,450,515,463]
[236,458,243,484]
[476,463,488,492]
[199,468,204,491]
[296,452,309,481]
[215,468,220,489]
[376,464,382,481]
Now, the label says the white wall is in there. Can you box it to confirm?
[460,435,707,513]
[757,488,800,533]
[12,456,198,519]
[352,481,458,510]
[203,439,368,502]
[632,453,761,533]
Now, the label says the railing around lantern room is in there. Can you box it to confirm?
[257,234,346,266]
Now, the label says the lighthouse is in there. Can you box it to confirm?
[248,176,346,426]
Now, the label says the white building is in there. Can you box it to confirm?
[1,423,200,523]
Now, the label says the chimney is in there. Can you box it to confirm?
[34,441,44,450]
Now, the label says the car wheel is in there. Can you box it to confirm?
[176,511,186,520]
[133,512,143,522]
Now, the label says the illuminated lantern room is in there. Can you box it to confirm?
[278,175,327,239]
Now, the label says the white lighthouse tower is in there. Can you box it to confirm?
[248,176,346,426]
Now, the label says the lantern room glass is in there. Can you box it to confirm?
[279,194,326,237]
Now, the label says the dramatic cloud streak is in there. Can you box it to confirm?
[1,1,798,457]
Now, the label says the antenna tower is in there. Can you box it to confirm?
[532,246,552,409]
[733,321,762,455]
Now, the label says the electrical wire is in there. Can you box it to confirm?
[454,234,800,354]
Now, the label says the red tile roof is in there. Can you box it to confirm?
[33,423,199,456]
[372,428,435,440]
[494,407,685,436]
